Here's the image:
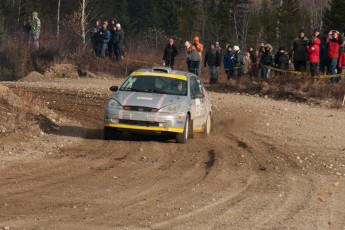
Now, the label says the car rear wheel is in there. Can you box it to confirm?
[205,113,212,135]
[176,115,189,143]
[103,127,118,140]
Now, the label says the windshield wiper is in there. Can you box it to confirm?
[120,87,141,92]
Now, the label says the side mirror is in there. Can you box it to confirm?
[192,93,204,99]
[109,86,118,92]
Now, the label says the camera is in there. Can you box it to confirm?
[306,41,313,46]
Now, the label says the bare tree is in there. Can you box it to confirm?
[81,0,86,45]
[300,0,328,32]
[57,0,60,36]
[233,1,254,50]
[275,0,283,46]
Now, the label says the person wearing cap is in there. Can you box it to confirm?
[30,11,41,49]
[232,45,244,78]
[188,36,204,76]
[291,29,309,71]
[163,38,178,68]
[96,20,111,58]
[274,46,289,76]
[184,41,192,72]
[113,23,124,62]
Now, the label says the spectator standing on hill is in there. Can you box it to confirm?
[215,41,221,52]
[232,45,244,78]
[23,14,32,45]
[189,36,204,77]
[319,34,328,74]
[249,47,258,77]
[96,21,111,58]
[306,30,321,77]
[204,43,220,84]
[274,47,290,73]
[163,38,178,68]
[243,52,251,75]
[326,30,343,83]
[30,12,41,49]
[292,29,309,71]
[108,18,117,58]
[91,20,101,55]
[338,40,345,75]
[184,41,192,72]
[260,44,274,79]
[223,45,234,80]
[258,42,265,56]
[112,23,124,62]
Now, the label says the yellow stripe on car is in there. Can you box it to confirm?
[104,124,184,133]
[131,72,187,81]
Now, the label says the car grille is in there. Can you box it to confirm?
[123,106,155,112]
[119,119,159,127]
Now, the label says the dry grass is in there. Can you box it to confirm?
[13,87,43,122]
[1,38,345,104]
[206,71,345,103]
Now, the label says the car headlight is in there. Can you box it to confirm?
[159,104,181,113]
[107,99,122,109]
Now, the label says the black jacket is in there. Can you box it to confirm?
[163,44,178,61]
[112,29,124,44]
[204,48,220,67]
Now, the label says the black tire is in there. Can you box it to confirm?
[176,115,190,143]
[103,127,117,140]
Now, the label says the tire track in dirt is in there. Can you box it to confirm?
[2,80,344,229]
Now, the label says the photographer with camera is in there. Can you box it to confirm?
[326,30,343,83]
[291,29,309,72]
[306,29,321,76]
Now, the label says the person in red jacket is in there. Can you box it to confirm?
[326,30,343,83]
[306,30,321,76]
[338,40,345,75]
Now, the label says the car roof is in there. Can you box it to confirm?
[131,66,198,81]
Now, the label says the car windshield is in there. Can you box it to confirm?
[120,75,188,96]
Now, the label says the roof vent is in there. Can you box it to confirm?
[152,66,172,74]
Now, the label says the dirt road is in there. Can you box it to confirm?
[1,72,345,230]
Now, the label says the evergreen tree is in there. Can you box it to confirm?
[276,0,302,50]
[323,0,345,33]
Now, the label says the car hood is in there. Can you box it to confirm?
[112,91,186,108]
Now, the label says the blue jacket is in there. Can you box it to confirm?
[96,28,111,44]
[223,51,234,69]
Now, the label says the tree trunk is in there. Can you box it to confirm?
[81,0,86,45]
[57,0,60,36]
[276,0,283,47]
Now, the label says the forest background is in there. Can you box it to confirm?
[0,0,345,82]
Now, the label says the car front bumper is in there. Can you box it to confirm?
[104,108,185,133]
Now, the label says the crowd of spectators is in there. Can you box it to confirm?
[91,18,125,63]
[179,29,345,84]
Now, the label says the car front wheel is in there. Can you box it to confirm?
[176,115,189,143]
